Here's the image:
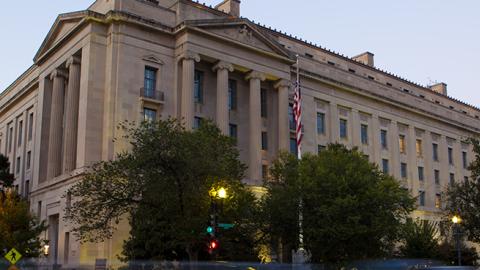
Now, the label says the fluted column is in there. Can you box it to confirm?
[274,79,290,151]
[246,71,266,184]
[180,52,200,129]
[212,61,234,134]
[63,56,81,173]
[47,69,67,180]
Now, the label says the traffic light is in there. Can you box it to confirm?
[209,239,218,250]
[206,226,214,234]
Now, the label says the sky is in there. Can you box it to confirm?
[1,0,479,107]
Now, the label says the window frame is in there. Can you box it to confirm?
[194,70,204,104]
[339,119,348,139]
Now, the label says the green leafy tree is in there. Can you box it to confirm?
[263,144,415,264]
[437,241,479,266]
[0,190,47,257]
[0,154,15,191]
[65,119,260,261]
[398,219,440,259]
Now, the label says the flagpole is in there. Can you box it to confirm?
[296,55,302,160]
[295,55,305,256]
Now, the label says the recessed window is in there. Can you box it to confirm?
[193,116,203,129]
[262,164,268,181]
[16,157,20,174]
[317,112,325,134]
[449,173,455,185]
[462,151,468,169]
[18,120,23,147]
[194,70,204,104]
[432,143,439,161]
[416,139,423,157]
[261,132,268,150]
[228,79,237,111]
[229,124,237,140]
[261,88,268,118]
[26,151,31,170]
[318,145,326,153]
[28,112,34,141]
[399,135,406,154]
[401,163,407,179]
[8,125,13,153]
[419,191,426,207]
[144,66,157,98]
[361,124,368,145]
[418,166,424,181]
[143,108,157,122]
[288,104,295,130]
[435,194,441,209]
[380,130,388,149]
[448,147,453,165]
[382,159,389,174]
[434,169,440,184]
[339,119,348,139]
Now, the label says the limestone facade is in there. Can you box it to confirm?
[1,0,479,266]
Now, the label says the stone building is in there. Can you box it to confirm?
[1,0,479,266]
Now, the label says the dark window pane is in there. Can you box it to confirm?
[401,163,407,179]
[143,108,157,122]
[381,130,388,149]
[361,124,368,144]
[261,88,267,118]
[194,70,204,103]
[418,166,424,181]
[382,159,389,174]
[290,138,297,156]
[261,132,268,150]
[317,113,325,134]
[340,119,348,138]
[144,67,157,98]
[228,79,237,110]
[432,143,439,161]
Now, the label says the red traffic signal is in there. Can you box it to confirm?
[209,239,218,250]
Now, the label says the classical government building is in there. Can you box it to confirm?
[2,0,479,266]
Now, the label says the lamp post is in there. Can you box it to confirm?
[208,186,227,253]
[451,215,462,266]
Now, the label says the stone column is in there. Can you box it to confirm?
[180,52,200,129]
[274,79,290,151]
[47,69,67,180]
[212,61,234,135]
[246,71,266,184]
[63,56,81,173]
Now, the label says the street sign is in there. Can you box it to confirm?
[4,248,22,265]
[218,223,235,229]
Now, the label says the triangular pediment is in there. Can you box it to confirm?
[185,19,293,60]
[34,11,87,62]
[143,55,164,65]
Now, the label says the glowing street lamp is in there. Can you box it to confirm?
[43,244,50,257]
[217,187,227,199]
[452,215,461,224]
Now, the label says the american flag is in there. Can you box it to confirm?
[293,79,302,159]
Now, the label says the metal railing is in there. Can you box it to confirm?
[140,88,165,102]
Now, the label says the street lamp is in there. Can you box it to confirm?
[451,215,462,266]
[217,187,227,199]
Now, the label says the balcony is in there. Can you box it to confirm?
[140,88,165,104]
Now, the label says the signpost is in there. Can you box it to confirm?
[4,248,22,265]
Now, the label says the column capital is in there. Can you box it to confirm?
[49,69,68,80]
[274,79,290,89]
[245,70,266,81]
[180,51,200,62]
[212,61,234,72]
[66,55,81,68]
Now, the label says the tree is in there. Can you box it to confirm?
[398,219,440,259]
[445,138,480,243]
[65,119,260,261]
[0,154,15,191]
[0,190,47,257]
[263,144,415,264]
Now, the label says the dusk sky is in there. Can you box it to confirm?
[1,0,479,107]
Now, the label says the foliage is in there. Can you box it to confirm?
[0,154,15,190]
[398,219,440,259]
[0,190,47,257]
[437,241,479,266]
[65,119,260,261]
[263,144,415,264]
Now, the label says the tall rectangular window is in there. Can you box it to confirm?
[434,169,440,184]
[448,147,453,165]
[435,194,441,209]
[382,159,389,174]
[339,119,348,139]
[193,117,203,129]
[8,126,13,153]
[229,124,237,140]
[416,139,422,157]
[419,191,426,207]
[17,120,23,147]
[462,151,468,169]
[418,166,424,181]
[16,157,20,174]
[25,180,30,199]
[317,113,325,134]
[432,143,439,161]
[144,66,157,98]
[228,79,237,110]
[262,165,268,181]
[381,130,388,149]
[401,163,407,179]
[194,70,204,103]
[143,108,157,122]
[261,132,268,150]
[399,135,406,154]
[290,138,297,156]
[28,113,33,141]
[449,173,455,185]
[260,88,267,118]
[26,151,31,170]
[288,105,295,130]
[361,124,368,144]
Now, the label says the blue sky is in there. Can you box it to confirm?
[1,0,479,107]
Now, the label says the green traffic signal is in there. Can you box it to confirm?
[206,226,214,234]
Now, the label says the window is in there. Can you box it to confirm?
[261,88,267,118]
[16,157,20,174]
[317,112,325,134]
[194,70,204,103]
[228,79,237,110]
[25,180,30,199]
[418,166,424,181]
[193,117,203,129]
[399,135,406,154]
[462,152,468,169]
[401,163,407,179]
[18,120,23,147]
[432,143,439,161]
[318,145,326,154]
[26,151,31,170]
[262,165,268,181]
[381,130,388,149]
[339,119,348,139]
[143,108,157,122]
[419,191,426,207]
[144,66,157,98]
[229,124,237,140]
[435,194,441,209]
[288,105,295,130]
[37,201,42,218]
[434,170,440,184]
[449,173,455,185]
[8,126,13,153]
[448,147,453,165]
[290,138,297,156]
[416,139,422,157]
[28,113,33,141]
[361,124,368,144]
[382,159,389,174]
[261,132,268,150]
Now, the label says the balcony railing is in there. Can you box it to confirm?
[140,88,165,102]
